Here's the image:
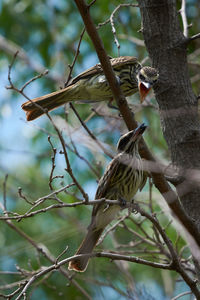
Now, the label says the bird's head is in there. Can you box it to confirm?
[117,123,147,154]
[137,67,159,102]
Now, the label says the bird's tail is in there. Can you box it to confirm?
[21,86,72,121]
[68,228,103,272]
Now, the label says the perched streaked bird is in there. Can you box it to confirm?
[68,123,147,272]
[21,56,158,121]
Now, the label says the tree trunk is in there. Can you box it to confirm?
[138,0,200,229]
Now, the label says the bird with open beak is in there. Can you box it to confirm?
[137,66,159,103]
[21,56,159,121]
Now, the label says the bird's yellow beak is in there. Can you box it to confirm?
[139,82,151,103]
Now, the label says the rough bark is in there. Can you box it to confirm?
[138,0,200,228]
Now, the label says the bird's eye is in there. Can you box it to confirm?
[139,74,145,81]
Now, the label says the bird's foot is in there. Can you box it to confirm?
[108,98,119,110]
[119,197,126,208]
[132,202,139,214]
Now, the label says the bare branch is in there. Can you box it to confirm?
[3,174,8,211]
[18,187,34,205]
[64,28,86,86]
[171,290,192,300]
[189,32,200,42]
[179,0,189,37]
[109,4,139,54]
[48,136,60,190]
[19,70,49,93]
[69,102,113,158]
[0,34,62,83]
[1,205,92,300]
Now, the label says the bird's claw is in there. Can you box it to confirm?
[119,197,126,208]
[132,202,139,214]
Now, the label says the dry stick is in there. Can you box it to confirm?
[18,187,34,205]
[0,35,62,83]
[171,290,192,300]
[64,27,86,87]
[6,51,49,94]
[35,123,99,178]
[3,174,8,211]
[0,199,119,220]
[52,119,89,202]
[0,279,28,291]
[7,53,88,201]
[0,286,24,299]
[95,252,172,270]
[189,32,200,42]
[20,70,49,93]
[180,0,189,38]
[138,207,200,297]
[97,213,130,246]
[2,214,91,300]
[97,3,138,30]
[109,4,138,54]
[69,137,100,177]
[69,102,113,158]
[15,184,74,221]
[73,0,200,247]
[47,136,64,190]
[48,136,57,190]
[0,204,190,299]
[15,250,173,300]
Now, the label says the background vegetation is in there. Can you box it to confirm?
[0,0,200,299]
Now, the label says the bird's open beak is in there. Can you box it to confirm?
[139,82,152,103]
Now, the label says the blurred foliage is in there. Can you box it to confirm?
[0,0,200,299]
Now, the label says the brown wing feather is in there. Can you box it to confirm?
[110,56,138,69]
[91,157,122,218]
[95,158,120,199]
[68,56,138,86]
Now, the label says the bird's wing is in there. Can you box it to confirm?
[95,158,121,199]
[68,56,137,86]
[91,155,125,218]
[110,56,138,69]
[87,157,120,229]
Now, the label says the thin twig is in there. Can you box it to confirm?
[3,174,8,211]
[171,290,192,300]
[48,136,57,190]
[96,3,138,30]
[110,4,139,54]
[179,0,189,37]
[0,198,119,220]
[97,212,130,245]
[0,34,62,83]
[18,187,34,205]
[69,102,113,158]
[20,70,49,93]
[69,136,100,177]
[1,204,92,300]
[55,246,69,264]
[64,28,85,87]
[189,32,200,42]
